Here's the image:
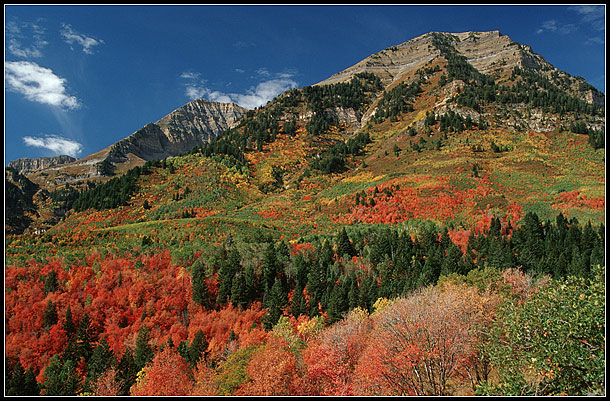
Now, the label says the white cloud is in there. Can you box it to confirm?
[5,61,80,109]
[60,23,104,54]
[233,78,299,109]
[6,19,48,58]
[536,19,576,35]
[180,71,200,80]
[180,70,298,109]
[569,5,605,31]
[23,134,83,157]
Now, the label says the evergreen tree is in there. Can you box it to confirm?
[42,355,80,396]
[243,263,259,304]
[6,359,40,395]
[261,243,279,294]
[63,304,76,338]
[327,281,349,324]
[216,247,242,305]
[336,227,356,258]
[44,269,58,294]
[347,273,360,311]
[191,258,211,309]
[42,299,58,330]
[64,312,96,364]
[134,324,154,372]
[23,367,40,395]
[188,330,208,367]
[84,337,115,393]
[263,278,288,329]
[230,272,249,309]
[116,348,137,396]
[306,261,327,318]
[441,243,463,276]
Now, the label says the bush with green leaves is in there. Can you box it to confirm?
[477,264,605,396]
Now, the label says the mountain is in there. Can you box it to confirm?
[4,30,605,396]
[106,99,248,163]
[17,99,247,191]
[7,155,77,175]
[319,30,604,108]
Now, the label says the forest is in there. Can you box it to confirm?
[5,211,605,396]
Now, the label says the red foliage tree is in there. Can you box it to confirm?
[129,347,193,396]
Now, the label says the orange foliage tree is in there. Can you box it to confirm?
[129,347,193,396]
[301,308,372,395]
[353,285,496,396]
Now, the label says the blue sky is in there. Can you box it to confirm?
[4,4,605,164]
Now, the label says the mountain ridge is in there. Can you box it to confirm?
[15,98,247,191]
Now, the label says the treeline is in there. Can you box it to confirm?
[429,33,604,150]
[72,160,163,212]
[303,73,383,136]
[195,211,604,331]
[453,66,604,121]
[302,72,383,114]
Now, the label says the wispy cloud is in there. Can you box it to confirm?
[60,23,104,54]
[180,71,201,80]
[23,134,83,157]
[6,19,48,58]
[180,70,298,109]
[569,5,605,31]
[536,19,576,35]
[5,61,80,109]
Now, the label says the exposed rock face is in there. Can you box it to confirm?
[7,155,77,175]
[108,99,247,162]
[17,99,247,190]
[317,30,604,108]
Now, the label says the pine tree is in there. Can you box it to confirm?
[261,243,279,293]
[441,243,463,276]
[230,272,249,309]
[188,330,208,367]
[327,281,349,324]
[42,299,58,330]
[306,261,327,318]
[63,304,75,338]
[191,258,211,309]
[134,324,154,372]
[44,269,58,294]
[336,227,356,258]
[263,278,288,329]
[84,337,115,393]
[42,355,80,396]
[64,312,96,364]
[216,248,241,305]
[116,348,137,396]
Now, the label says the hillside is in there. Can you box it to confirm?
[4,30,606,396]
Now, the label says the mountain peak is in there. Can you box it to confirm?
[316,30,603,109]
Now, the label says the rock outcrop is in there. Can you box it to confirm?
[108,99,247,162]
[7,155,77,175]
[317,30,604,108]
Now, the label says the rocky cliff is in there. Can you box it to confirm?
[317,30,604,108]
[17,99,247,190]
[7,155,77,175]
[107,99,247,163]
